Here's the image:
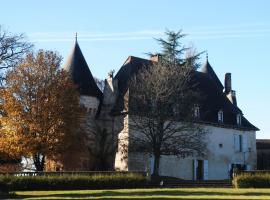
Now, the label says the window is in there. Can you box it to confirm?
[218,110,223,123]
[234,134,243,152]
[194,106,200,118]
[237,114,242,126]
[239,135,242,152]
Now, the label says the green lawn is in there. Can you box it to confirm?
[8,188,270,199]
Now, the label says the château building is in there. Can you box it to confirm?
[48,38,259,180]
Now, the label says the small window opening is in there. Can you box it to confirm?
[194,106,200,118]
[237,114,242,125]
[218,110,223,123]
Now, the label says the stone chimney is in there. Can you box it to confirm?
[108,69,114,79]
[150,54,162,62]
[224,73,232,94]
[102,70,118,105]
[224,73,237,106]
[227,90,237,106]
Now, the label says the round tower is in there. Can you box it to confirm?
[63,36,102,116]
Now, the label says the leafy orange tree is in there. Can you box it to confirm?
[0,50,84,171]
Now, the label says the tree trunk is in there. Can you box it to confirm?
[33,153,45,171]
[153,154,160,176]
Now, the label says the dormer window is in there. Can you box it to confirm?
[218,110,223,123]
[237,114,242,126]
[194,106,200,118]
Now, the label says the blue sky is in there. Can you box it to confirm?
[1,0,269,138]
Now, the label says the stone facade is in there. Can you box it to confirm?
[113,115,257,180]
[80,95,100,115]
[114,115,129,171]
[110,56,258,180]
[158,126,256,180]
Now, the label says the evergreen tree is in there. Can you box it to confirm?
[155,29,202,69]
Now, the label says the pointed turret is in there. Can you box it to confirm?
[201,54,224,91]
[64,37,102,99]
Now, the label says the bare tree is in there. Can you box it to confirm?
[0,26,32,82]
[81,118,117,171]
[128,62,207,176]
[123,30,207,176]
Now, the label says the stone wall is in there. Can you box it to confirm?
[205,125,256,179]
[158,126,256,180]
[45,94,101,172]
[159,156,194,179]
[46,152,93,171]
[118,117,257,180]
[80,95,100,116]
[114,115,129,171]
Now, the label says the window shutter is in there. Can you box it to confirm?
[242,135,248,152]
[228,164,232,179]
[203,160,209,180]
[193,159,197,180]
[149,156,154,175]
[234,134,240,152]
[239,135,243,152]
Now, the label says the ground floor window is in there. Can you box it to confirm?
[193,159,208,180]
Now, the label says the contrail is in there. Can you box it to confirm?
[29,23,270,42]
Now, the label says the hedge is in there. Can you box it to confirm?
[0,173,148,191]
[233,173,270,188]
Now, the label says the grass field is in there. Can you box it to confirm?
[9,188,270,199]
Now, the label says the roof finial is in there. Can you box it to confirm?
[206,51,208,61]
[75,32,78,42]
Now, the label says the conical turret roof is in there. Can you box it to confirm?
[201,58,224,91]
[64,39,102,98]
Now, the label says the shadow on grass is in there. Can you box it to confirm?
[12,189,270,199]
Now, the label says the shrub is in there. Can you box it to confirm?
[0,173,148,191]
[0,182,10,199]
[233,173,270,188]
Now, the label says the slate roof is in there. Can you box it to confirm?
[64,40,102,99]
[257,139,270,150]
[114,56,152,98]
[201,59,224,91]
[193,71,258,130]
[112,56,258,131]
